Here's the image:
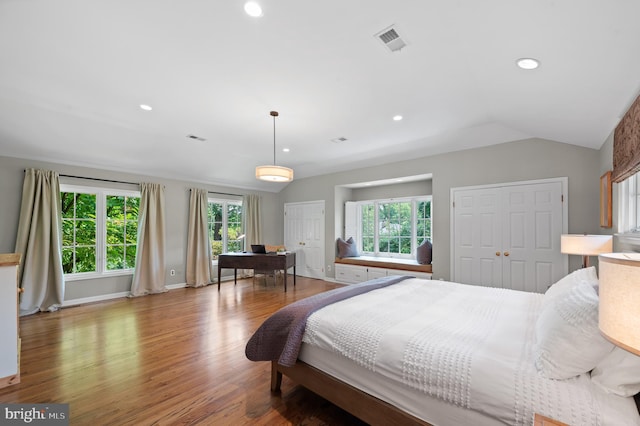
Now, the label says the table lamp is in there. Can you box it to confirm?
[560,234,613,268]
[598,253,640,355]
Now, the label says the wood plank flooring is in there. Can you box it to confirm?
[0,277,368,425]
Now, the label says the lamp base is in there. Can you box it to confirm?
[582,255,589,269]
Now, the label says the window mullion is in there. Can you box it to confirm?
[411,200,417,256]
[374,201,379,256]
[97,191,106,274]
[222,202,228,252]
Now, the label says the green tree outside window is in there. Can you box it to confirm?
[61,192,97,274]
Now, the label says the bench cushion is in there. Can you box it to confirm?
[335,256,432,274]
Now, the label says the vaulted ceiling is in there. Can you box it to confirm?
[1,0,639,192]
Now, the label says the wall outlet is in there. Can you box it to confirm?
[170,269,176,276]
[327,265,331,272]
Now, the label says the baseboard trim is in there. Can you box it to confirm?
[62,291,130,307]
[61,276,246,308]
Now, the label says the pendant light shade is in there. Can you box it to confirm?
[256,111,294,182]
[255,165,294,182]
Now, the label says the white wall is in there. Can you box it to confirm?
[599,130,617,236]
[0,156,281,302]
[281,138,602,279]
[349,180,432,202]
[1,135,607,299]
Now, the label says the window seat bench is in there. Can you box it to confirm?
[334,256,432,284]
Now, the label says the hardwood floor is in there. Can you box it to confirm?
[0,277,368,425]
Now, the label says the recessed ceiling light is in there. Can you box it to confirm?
[282,148,290,153]
[139,104,152,111]
[516,58,540,70]
[244,1,262,17]
[393,115,403,121]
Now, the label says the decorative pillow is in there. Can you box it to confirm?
[543,266,598,307]
[534,279,614,379]
[337,237,359,258]
[591,347,640,397]
[416,239,432,265]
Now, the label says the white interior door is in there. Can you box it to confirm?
[453,187,502,286]
[452,179,566,293]
[501,182,564,293]
[285,201,325,279]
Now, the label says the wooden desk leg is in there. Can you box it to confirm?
[218,265,221,291]
[284,269,287,292]
[293,265,296,287]
[234,268,237,285]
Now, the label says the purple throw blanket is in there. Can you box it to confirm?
[245,275,412,367]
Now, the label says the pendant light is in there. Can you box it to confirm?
[255,111,294,182]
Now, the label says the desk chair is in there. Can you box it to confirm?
[254,244,287,287]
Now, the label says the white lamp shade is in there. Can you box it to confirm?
[599,253,640,355]
[255,165,294,182]
[560,234,613,255]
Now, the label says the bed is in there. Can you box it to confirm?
[246,270,640,425]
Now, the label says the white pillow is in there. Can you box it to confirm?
[534,279,614,379]
[543,266,598,307]
[591,347,640,397]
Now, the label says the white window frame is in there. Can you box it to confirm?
[61,184,140,281]
[347,196,432,260]
[208,197,243,263]
[618,171,640,234]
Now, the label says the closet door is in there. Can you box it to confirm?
[452,179,566,293]
[453,188,502,286]
[284,201,325,279]
[501,182,564,293]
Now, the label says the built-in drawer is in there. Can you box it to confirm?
[335,264,367,284]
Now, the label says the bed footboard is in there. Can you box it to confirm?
[270,360,431,426]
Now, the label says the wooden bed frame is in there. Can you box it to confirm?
[270,360,432,426]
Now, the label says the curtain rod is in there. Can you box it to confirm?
[27,171,241,194]
[23,170,138,186]
[208,191,244,197]
[58,174,138,186]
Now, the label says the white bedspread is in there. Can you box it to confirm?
[302,278,639,426]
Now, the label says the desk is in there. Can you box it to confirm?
[217,252,296,292]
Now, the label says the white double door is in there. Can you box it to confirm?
[284,201,325,279]
[452,179,567,293]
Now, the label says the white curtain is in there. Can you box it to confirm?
[243,194,262,246]
[130,182,167,296]
[15,169,65,316]
[186,188,212,287]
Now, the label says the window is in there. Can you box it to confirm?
[105,195,139,270]
[208,198,243,260]
[618,171,640,233]
[348,197,431,259]
[61,185,140,279]
[61,192,97,274]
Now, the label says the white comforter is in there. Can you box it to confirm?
[302,278,639,426]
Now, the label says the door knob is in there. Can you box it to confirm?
[504,251,510,257]
[495,252,501,256]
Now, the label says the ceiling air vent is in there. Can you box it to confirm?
[331,137,348,143]
[375,25,407,53]
[187,134,206,142]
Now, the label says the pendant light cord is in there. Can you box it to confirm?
[270,110,279,166]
